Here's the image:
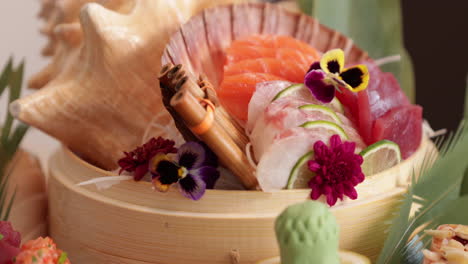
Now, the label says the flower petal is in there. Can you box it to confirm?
[343,183,358,200]
[320,49,344,74]
[150,156,180,185]
[307,61,321,73]
[339,64,369,92]
[134,164,149,181]
[190,166,220,189]
[177,142,206,170]
[178,174,206,200]
[310,185,322,200]
[152,176,172,192]
[326,193,338,206]
[304,70,336,103]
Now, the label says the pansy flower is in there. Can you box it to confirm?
[305,49,370,103]
[149,142,220,200]
[307,135,365,206]
[117,137,178,181]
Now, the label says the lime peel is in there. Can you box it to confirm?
[359,140,402,176]
[300,120,348,140]
[286,150,314,189]
[272,83,303,102]
[299,104,342,124]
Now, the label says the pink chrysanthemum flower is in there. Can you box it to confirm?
[307,135,365,206]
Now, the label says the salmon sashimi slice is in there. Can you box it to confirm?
[224,58,307,83]
[229,35,320,60]
[225,46,316,66]
[218,73,284,122]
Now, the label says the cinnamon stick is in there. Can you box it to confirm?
[198,75,249,149]
[171,89,258,190]
[160,64,249,151]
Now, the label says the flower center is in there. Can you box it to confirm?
[178,167,188,179]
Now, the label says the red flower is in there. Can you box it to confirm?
[118,137,177,181]
[307,135,364,206]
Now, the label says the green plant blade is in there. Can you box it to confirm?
[1,61,24,146]
[297,0,415,101]
[377,122,468,264]
[0,57,13,96]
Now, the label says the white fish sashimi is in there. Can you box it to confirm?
[256,130,331,192]
[247,81,291,133]
[250,98,365,160]
[251,98,335,160]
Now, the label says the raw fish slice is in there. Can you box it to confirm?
[224,58,307,83]
[218,73,284,122]
[358,62,410,144]
[225,45,316,66]
[250,98,364,160]
[247,82,345,132]
[230,35,320,58]
[256,129,331,191]
[373,104,422,159]
[247,80,292,132]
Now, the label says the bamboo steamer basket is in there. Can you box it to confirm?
[48,138,432,263]
[48,3,433,263]
[8,150,48,243]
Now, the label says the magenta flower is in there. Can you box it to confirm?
[118,137,178,181]
[307,135,365,206]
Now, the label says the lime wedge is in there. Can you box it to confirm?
[359,140,402,176]
[339,251,371,264]
[286,151,314,189]
[298,104,342,124]
[272,83,303,102]
[300,120,348,140]
[330,97,344,113]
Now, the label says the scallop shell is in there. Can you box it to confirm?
[161,2,369,88]
[13,0,248,170]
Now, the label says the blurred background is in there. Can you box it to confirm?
[0,0,467,168]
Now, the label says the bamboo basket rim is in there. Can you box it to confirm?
[54,146,409,218]
[64,137,428,194]
[57,136,431,217]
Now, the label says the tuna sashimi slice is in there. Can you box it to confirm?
[218,73,284,122]
[256,129,331,191]
[373,104,423,159]
[358,71,410,144]
[224,58,308,83]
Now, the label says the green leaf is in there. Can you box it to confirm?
[58,252,68,264]
[461,167,468,196]
[1,61,24,146]
[464,74,468,118]
[377,122,468,264]
[0,58,13,96]
[296,0,415,101]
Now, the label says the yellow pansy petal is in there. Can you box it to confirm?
[339,64,369,92]
[320,49,345,74]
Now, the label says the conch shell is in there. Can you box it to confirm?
[161,2,369,88]
[13,0,248,170]
[30,0,135,89]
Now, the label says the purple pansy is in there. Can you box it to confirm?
[307,135,365,206]
[304,70,336,103]
[150,141,220,200]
